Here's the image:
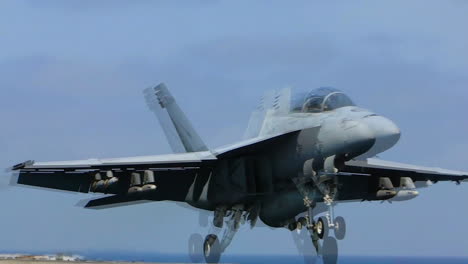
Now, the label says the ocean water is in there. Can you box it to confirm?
[6,250,465,264]
[82,252,468,264]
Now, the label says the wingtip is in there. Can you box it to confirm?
[11,160,34,171]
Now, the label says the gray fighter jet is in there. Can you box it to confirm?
[10,84,468,264]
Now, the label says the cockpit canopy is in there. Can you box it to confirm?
[291,87,355,113]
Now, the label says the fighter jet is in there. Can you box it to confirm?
[10,84,468,264]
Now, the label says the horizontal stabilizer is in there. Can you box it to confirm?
[81,195,151,209]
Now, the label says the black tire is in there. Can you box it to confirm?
[316,217,328,239]
[298,217,307,226]
[288,222,298,231]
[334,216,346,240]
[188,233,204,263]
[296,221,303,231]
[322,237,338,264]
[204,234,221,263]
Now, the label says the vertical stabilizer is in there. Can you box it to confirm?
[144,83,209,153]
[244,87,291,139]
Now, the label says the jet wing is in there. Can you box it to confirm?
[10,130,303,209]
[11,151,217,195]
[12,151,216,171]
[344,158,468,183]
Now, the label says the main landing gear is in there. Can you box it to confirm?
[291,156,345,264]
[189,226,231,264]
[189,204,255,263]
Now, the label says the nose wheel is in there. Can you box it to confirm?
[334,216,346,240]
[315,215,346,241]
[316,217,328,239]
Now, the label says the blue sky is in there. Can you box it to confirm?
[1,0,468,257]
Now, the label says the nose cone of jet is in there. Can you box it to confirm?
[360,115,401,158]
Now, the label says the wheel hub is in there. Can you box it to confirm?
[204,244,211,257]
